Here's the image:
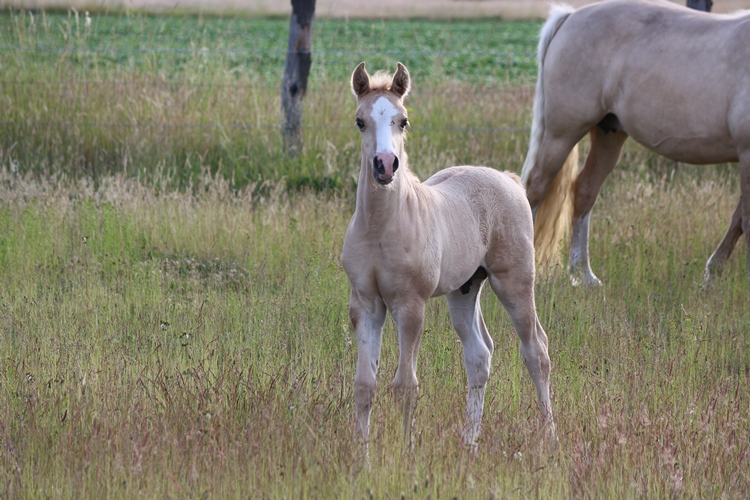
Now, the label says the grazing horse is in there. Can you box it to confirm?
[522,0,750,286]
[342,62,555,453]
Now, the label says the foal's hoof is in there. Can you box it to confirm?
[546,433,559,453]
[461,434,480,455]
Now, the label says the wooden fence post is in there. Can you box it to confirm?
[281,0,316,156]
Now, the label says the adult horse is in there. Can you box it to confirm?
[342,62,555,453]
[522,0,750,286]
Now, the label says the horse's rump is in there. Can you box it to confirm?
[523,0,750,271]
[545,0,747,160]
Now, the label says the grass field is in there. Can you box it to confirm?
[0,0,607,19]
[1,7,749,499]
[8,0,750,18]
[1,11,540,187]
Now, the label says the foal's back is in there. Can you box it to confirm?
[423,165,535,276]
[424,166,531,234]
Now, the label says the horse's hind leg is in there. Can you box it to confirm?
[487,269,556,441]
[704,197,742,285]
[713,153,750,285]
[742,159,750,283]
[524,134,583,210]
[446,273,494,449]
[569,128,628,285]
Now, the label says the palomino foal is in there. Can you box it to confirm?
[342,62,555,451]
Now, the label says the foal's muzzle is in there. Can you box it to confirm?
[372,153,399,185]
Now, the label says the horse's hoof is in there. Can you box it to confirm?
[542,420,558,450]
[570,274,602,287]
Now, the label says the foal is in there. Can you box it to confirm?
[341,62,555,451]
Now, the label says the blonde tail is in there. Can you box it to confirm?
[520,3,578,271]
[533,147,578,269]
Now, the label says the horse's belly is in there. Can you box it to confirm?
[630,130,738,165]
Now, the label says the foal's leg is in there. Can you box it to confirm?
[569,128,628,286]
[350,292,387,444]
[704,197,742,285]
[390,299,427,449]
[487,270,555,439]
[446,280,494,449]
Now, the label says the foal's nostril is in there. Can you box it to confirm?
[373,156,385,174]
[392,156,399,172]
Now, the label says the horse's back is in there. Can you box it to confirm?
[544,0,750,162]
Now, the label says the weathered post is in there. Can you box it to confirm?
[686,0,712,12]
[281,0,316,156]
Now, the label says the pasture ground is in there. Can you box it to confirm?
[1,7,749,499]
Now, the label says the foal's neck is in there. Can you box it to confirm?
[354,150,417,231]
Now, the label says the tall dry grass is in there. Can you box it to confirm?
[1,135,749,499]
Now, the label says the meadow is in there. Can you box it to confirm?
[1,8,749,498]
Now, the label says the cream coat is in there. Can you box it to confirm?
[522,0,750,286]
[343,63,555,454]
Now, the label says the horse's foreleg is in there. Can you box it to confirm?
[488,272,556,443]
[390,300,426,450]
[350,292,387,448]
[446,283,493,450]
[704,197,742,285]
[570,128,627,286]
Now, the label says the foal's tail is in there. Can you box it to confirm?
[521,4,578,269]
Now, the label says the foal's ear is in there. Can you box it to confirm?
[351,62,370,97]
[391,62,411,99]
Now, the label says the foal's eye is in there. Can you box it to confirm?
[400,118,409,130]
[355,118,365,131]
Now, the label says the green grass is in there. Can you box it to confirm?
[1,10,540,187]
[1,11,539,82]
[1,8,749,499]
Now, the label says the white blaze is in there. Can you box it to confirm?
[370,96,398,154]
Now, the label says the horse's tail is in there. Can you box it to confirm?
[532,148,578,268]
[521,4,578,269]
